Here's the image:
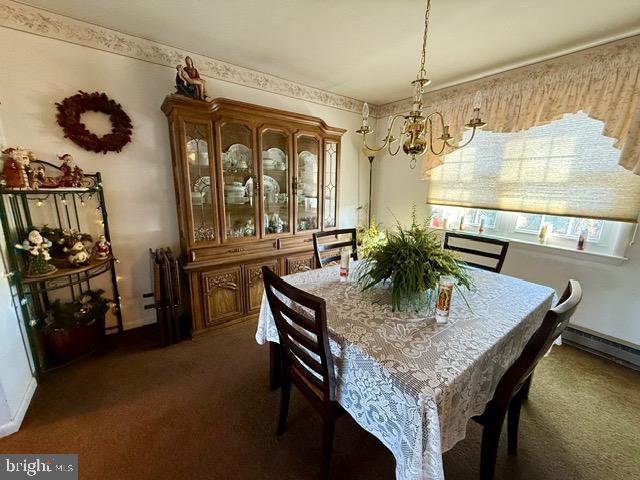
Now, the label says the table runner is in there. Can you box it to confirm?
[256,262,555,480]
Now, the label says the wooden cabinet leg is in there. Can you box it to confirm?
[269,341,282,390]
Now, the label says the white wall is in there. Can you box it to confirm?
[0,26,369,329]
[372,150,640,347]
[0,256,36,437]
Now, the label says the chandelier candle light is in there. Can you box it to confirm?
[356,0,486,170]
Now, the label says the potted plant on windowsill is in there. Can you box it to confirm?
[357,208,473,313]
[42,289,112,364]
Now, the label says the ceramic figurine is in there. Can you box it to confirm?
[1,147,31,188]
[244,219,255,236]
[15,230,57,277]
[64,241,91,266]
[58,154,85,188]
[175,56,209,101]
[93,235,111,259]
[270,213,284,233]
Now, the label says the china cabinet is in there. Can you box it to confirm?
[162,96,344,332]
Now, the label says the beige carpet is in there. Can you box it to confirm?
[1,320,638,480]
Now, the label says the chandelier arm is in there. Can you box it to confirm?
[361,114,406,153]
[429,139,449,156]
[424,112,448,156]
[445,126,479,150]
[388,117,409,156]
[361,133,390,153]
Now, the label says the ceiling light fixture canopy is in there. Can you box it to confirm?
[356,0,486,169]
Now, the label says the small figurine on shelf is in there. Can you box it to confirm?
[175,56,209,101]
[93,235,111,259]
[1,147,31,189]
[15,229,57,277]
[58,154,85,188]
[64,240,91,267]
[243,219,255,236]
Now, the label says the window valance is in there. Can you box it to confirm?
[420,35,640,177]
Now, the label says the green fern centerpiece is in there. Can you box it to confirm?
[357,209,473,312]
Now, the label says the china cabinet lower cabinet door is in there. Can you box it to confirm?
[244,260,278,314]
[285,253,315,274]
[201,267,243,327]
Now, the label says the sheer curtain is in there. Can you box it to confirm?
[427,112,640,222]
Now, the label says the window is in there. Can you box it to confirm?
[428,205,628,257]
[426,112,639,258]
[427,112,640,223]
[514,214,603,241]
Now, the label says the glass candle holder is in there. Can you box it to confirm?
[436,275,455,324]
[340,248,350,282]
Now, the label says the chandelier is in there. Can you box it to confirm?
[356,0,486,169]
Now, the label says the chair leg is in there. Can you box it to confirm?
[521,374,533,399]
[480,418,504,480]
[269,342,282,391]
[507,394,523,455]
[320,415,336,480]
[277,370,291,436]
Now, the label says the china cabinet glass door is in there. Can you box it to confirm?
[185,122,216,243]
[260,129,291,236]
[323,141,338,229]
[295,135,320,232]
[219,121,259,240]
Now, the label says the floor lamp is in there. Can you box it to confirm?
[362,147,376,227]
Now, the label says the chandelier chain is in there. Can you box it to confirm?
[418,0,432,81]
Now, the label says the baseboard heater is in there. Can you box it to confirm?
[562,327,640,369]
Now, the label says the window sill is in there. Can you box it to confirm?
[432,227,628,266]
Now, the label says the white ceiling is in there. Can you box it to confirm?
[21,0,640,105]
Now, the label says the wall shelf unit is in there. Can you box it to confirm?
[0,163,122,377]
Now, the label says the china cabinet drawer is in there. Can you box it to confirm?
[191,240,278,262]
[201,266,244,327]
[277,235,314,250]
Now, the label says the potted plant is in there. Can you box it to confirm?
[357,208,472,313]
[42,289,111,364]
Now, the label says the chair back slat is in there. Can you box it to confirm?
[492,280,582,407]
[316,240,355,252]
[262,266,336,402]
[444,232,509,273]
[267,290,317,333]
[313,228,358,268]
[282,321,321,355]
[286,336,324,375]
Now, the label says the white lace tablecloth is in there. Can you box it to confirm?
[255,262,555,480]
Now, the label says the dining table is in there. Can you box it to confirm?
[255,261,555,480]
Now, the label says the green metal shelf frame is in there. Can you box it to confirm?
[0,165,123,377]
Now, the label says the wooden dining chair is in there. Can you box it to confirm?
[444,231,509,273]
[312,228,358,268]
[262,266,343,479]
[473,279,582,480]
